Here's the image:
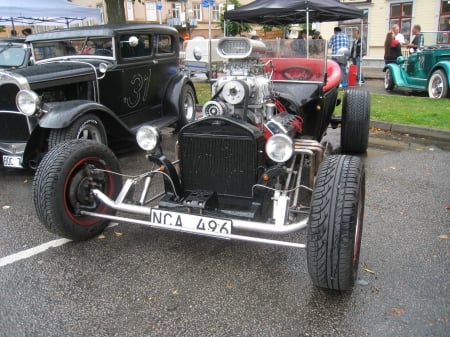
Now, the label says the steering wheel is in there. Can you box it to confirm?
[281,66,314,80]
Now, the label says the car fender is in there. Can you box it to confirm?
[384,63,409,87]
[429,61,450,86]
[38,100,130,133]
[163,74,197,117]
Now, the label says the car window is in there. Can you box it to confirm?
[155,34,174,54]
[0,45,27,67]
[32,37,113,60]
[120,34,151,58]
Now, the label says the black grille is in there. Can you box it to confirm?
[0,113,30,142]
[179,118,263,198]
[0,83,20,111]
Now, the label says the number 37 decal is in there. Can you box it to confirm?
[125,69,151,108]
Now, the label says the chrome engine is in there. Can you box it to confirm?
[202,38,303,137]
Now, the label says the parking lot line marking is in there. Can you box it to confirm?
[0,239,72,268]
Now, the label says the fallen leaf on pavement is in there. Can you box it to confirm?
[114,229,123,237]
[98,233,106,239]
[439,234,449,240]
[23,179,29,184]
[390,166,396,170]
[446,205,450,210]
[363,263,376,274]
[389,307,405,317]
[2,205,10,210]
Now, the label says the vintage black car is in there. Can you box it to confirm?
[0,38,31,69]
[33,37,369,291]
[0,24,196,169]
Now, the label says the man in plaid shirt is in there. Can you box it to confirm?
[328,26,350,88]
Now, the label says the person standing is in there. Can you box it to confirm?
[350,29,366,83]
[406,24,424,52]
[21,28,32,36]
[392,24,405,44]
[329,26,350,88]
[384,31,402,64]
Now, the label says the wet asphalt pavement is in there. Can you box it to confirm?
[0,127,449,337]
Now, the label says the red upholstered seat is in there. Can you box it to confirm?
[323,59,341,92]
[261,58,341,92]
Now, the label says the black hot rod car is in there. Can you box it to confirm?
[33,37,370,291]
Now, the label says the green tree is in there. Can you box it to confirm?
[103,0,127,24]
[103,0,145,24]
[219,0,251,36]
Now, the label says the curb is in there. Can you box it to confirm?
[370,120,450,143]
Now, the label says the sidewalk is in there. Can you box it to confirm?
[364,67,385,80]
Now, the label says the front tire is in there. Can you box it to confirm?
[179,85,196,126]
[33,139,122,241]
[307,155,365,291]
[428,69,449,99]
[48,113,107,149]
[341,88,370,154]
[384,68,394,91]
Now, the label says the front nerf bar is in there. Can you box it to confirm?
[80,188,308,249]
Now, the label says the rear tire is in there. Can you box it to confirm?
[428,69,449,99]
[179,85,196,126]
[384,68,394,90]
[48,114,107,149]
[33,139,122,241]
[307,155,365,291]
[341,88,370,154]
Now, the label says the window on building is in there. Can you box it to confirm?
[192,3,202,21]
[126,0,134,21]
[172,3,181,18]
[438,0,450,43]
[389,2,412,43]
[439,0,450,31]
[212,4,222,22]
[339,10,369,54]
[145,2,157,22]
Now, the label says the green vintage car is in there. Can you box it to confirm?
[384,31,450,99]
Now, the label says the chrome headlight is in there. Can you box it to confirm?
[265,134,294,163]
[136,125,160,152]
[16,90,40,116]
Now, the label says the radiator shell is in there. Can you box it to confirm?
[179,117,264,198]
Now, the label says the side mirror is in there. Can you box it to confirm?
[128,36,139,47]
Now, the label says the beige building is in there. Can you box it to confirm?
[106,0,449,65]
[3,0,449,66]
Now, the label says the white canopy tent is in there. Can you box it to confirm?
[0,0,102,29]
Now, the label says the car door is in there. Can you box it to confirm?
[99,31,179,128]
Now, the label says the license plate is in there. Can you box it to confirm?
[149,209,232,235]
[3,155,22,168]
